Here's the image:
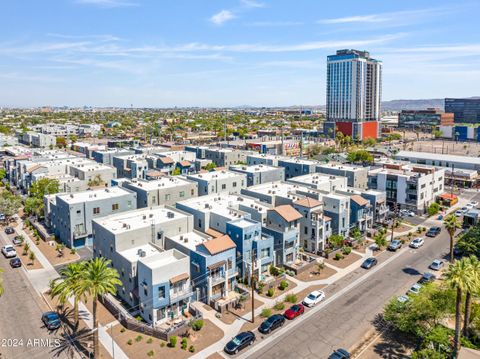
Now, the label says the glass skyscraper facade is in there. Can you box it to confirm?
[445,98,480,124]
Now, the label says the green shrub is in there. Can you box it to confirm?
[285,294,297,303]
[127,339,133,345]
[135,335,143,342]
[189,345,195,353]
[135,315,142,322]
[181,338,188,350]
[257,281,265,293]
[279,280,289,290]
[342,246,352,255]
[160,342,165,348]
[146,337,153,344]
[261,308,272,318]
[334,253,343,261]
[267,288,275,297]
[191,319,204,331]
[169,336,177,348]
[147,350,155,357]
[273,302,285,311]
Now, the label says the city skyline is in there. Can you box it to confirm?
[1,0,480,107]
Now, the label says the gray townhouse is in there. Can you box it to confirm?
[229,164,285,186]
[316,163,369,189]
[186,170,247,196]
[46,186,137,248]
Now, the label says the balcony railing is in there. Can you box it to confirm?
[170,287,193,302]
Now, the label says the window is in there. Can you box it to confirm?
[112,203,119,211]
[158,286,165,299]
[222,184,226,190]
[192,261,200,273]
[179,191,185,198]
[191,189,195,195]
[198,219,202,228]
[93,207,100,215]
[165,194,171,201]
[227,258,232,270]
[233,182,237,188]
[76,210,81,214]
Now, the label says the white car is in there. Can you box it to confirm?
[409,238,424,249]
[461,207,469,213]
[302,290,326,307]
[466,203,474,210]
[408,283,422,295]
[429,259,445,271]
[2,244,17,258]
[397,295,410,304]
[470,201,478,207]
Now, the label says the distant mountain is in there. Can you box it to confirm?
[381,99,445,111]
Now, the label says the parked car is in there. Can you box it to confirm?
[224,331,256,355]
[426,227,441,237]
[418,272,436,284]
[361,257,378,269]
[453,245,463,258]
[400,209,415,217]
[461,206,469,213]
[1,244,17,258]
[284,304,305,320]
[455,210,463,217]
[0,213,5,221]
[397,295,410,304]
[41,311,61,331]
[409,238,424,249]
[437,215,443,220]
[258,314,285,334]
[4,226,15,235]
[328,348,351,359]
[470,201,478,207]
[388,240,402,251]
[302,290,325,307]
[409,283,423,295]
[466,203,474,210]
[9,257,21,268]
[429,259,445,271]
[12,236,23,246]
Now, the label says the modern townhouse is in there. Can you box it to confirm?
[368,161,445,214]
[287,172,348,192]
[226,218,275,280]
[17,131,56,148]
[292,197,332,254]
[92,207,195,324]
[46,186,137,247]
[246,153,286,167]
[316,163,369,189]
[68,162,117,186]
[91,148,135,166]
[229,164,285,186]
[186,170,247,196]
[262,205,302,266]
[121,177,198,208]
[322,193,351,237]
[277,158,318,179]
[112,154,149,179]
[204,148,252,167]
[241,181,322,207]
[352,189,388,224]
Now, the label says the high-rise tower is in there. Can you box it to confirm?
[324,49,382,140]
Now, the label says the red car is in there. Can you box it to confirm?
[284,304,305,320]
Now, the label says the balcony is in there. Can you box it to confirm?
[210,274,226,286]
[169,287,193,303]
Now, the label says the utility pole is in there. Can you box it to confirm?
[451,164,455,198]
[251,249,256,324]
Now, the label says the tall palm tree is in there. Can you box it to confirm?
[77,258,121,359]
[50,262,85,329]
[0,268,4,297]
[445,258,474,356]
[463,256,480,336]
[444,214,461,262]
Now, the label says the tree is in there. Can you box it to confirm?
[444,258,475,356]
[363,137,377,147]
[203,162,217,171]
[88,175,104,187]
[350,227,362,241]
[56,137,67,148]
[328,234,344,249]
[427,203,440,216]
[171,167,181,176]
[444,214,461,262]
[29,178,60,199]
[50,262,85,329]
[457,225,480,258]
[77,258,121,358]
[463,256,480,336]
[29,251,36,265]
[69,134,78,143]
[0,191,22,218]
[0,168,6,181]
[24,197,44,218]
[373,229,387,249]
[346,150,374,164]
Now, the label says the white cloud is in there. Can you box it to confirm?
[210,10,236,25]
[75,0,138,8]
[240,0,265,8]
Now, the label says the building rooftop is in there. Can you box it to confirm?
[294,197,322,208]
[395,150,480,166]
[270,205,302,222]
[125,177,194,191]
[118,243,160,264]
[138,248,187,270]
[316,162,367,172]
[187,170,244,181]
[200,234,236,255]
[169,231,212,251]
[177,193,247,219]
[229,164,281,174]
[57,186,133,204]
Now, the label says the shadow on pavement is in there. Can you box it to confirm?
[402,267,421,276]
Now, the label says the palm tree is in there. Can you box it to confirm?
[77,258,121,358]
[444,258,475,356]
[463,256,480,336]
[0,268,4,297]
[50,262,85,329]
[444,214,461,262]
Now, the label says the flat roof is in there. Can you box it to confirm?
[245,181,320,200]
[138,248,187,270]
[119,243,160,264]
[177,193,246,219]
[187,170,244,181]
[395,150,480,165]
[230,164,281,173]
[125,177,193,191]
[169,231,212,251]
[96,207,189,233]
[58,186,132,204]
[316,162,366,172]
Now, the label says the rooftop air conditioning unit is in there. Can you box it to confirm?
[142,215,147,220]
[167,211,174,218]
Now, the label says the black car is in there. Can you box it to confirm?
[453,245,463,258]
[426,227,441,237]
[361,257,378,269]
[258,314,285,334]
[41,311,61,330]
[224,331,256,355]
[329,348,350,359]
[9,257,21,268]
[418,272,436,284]
[4,227,15,235]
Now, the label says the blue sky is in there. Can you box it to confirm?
[1,0,479,107]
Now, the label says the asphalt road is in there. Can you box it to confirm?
[0,231,70,359]
[239,223,451,359]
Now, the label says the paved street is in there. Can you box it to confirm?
[0,231,70,359]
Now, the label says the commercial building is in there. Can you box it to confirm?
[368,161,445,214]
[186,170,247,196]
[394,151,480,172]
[398,109,454,128]
[46,187,137,247]
[445,98,480,124]
[324,49,382,140]
[121,177,198,208]
[229,164,285,186]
